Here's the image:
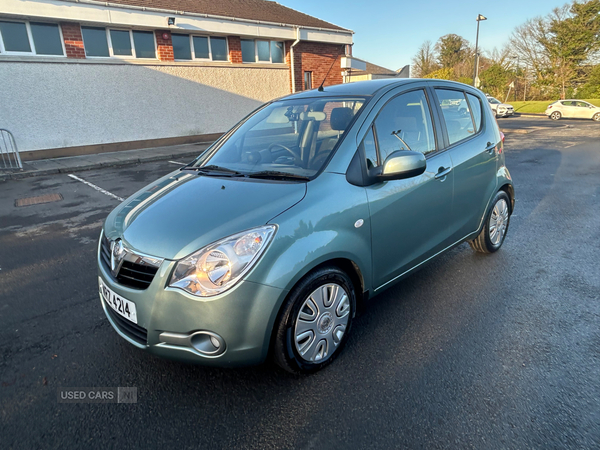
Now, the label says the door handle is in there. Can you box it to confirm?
[485,142,496,154]
[434,166,452,180]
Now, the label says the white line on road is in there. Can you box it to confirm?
[168,160,186,165]
[68,174,124,202]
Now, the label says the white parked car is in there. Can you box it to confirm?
[545,100,600,121]
[486,96,514,118]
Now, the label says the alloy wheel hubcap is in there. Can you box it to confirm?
[294,283,350,363]
[489,198,509,246]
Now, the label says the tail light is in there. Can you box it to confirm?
[547,105,552,109]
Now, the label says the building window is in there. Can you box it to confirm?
[304,71,312,90]
[109,29,132,56]
[0,20,65,56]
[81,27,110,57]
[132,31,156,58]
[172,33,191,60]
[172,34,229,61]
[240,39,284,63]
[81,27,156,59]
[241,39,255,63]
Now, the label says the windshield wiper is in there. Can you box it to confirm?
[182,165,243,176]
[246,171,310,181]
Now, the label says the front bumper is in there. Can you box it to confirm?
[98,259,287,367]
[496,108,514,117]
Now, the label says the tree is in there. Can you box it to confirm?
[509,0,600,99]
[578,64,600,97]
[422,67,455,80]
[411,40,439,77]
[436,34,470,68]
[479,64,511,99]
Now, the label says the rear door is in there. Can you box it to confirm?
[364,88,455,289]
[432,88,499,240]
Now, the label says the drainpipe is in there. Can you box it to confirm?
[290,27,301,93]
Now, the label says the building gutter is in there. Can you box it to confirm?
[54,0,355,34]
[290,27,301,93]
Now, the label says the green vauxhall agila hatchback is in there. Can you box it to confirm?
[98,79,514,374]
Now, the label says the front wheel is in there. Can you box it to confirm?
[469,191,511,254]
[273,267,355,374]
[550,111,562,120]
[593,113,600,122]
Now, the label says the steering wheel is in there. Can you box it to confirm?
[267,143,300,165]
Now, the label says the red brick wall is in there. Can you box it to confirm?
[228,36,242,63]
[287,42,345,93]
[60,22,85,59]
[155,31,174,61]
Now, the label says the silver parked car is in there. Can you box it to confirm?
[486,96,514,118]
[545,100,600,121]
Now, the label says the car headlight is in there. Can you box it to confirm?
[168,225,276,297]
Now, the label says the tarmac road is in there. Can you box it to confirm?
[1,117,599,449]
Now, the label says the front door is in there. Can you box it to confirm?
[364,89,455,289]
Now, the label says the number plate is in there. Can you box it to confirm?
[99,277,138,324]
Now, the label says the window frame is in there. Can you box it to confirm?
[172,33,229,62]
[304,71,313,91]
[369,87,439,163]
[106,28,136,59]
[83,27,157,60]
[131,30,159,60]
[465,93,484,135]
[432,87,485,149]
[0,19,66,57]
[240,39,285,64]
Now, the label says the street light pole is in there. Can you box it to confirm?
[472,14,487,87]
[514,55,520,102]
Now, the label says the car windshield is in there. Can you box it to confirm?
[192,96,367,179]
[487,97,501,104]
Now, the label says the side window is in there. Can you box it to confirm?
[467,93,483,133]
[435,89,476,145]
[360,126,379,170]
[373,89,436,162]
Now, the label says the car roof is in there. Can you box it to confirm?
[279,78,481,101]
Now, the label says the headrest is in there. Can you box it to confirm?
[330,107,354,131]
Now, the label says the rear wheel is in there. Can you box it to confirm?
[593,113,600,122]
[273,267,355,374]
[469,191,511,254]
[550,111,562,120]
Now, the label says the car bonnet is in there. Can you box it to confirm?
[103,171,307,260]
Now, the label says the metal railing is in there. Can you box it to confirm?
[0,129,22,170]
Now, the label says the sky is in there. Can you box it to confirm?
[278,0,571,71]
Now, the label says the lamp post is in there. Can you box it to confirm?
[472,14,487,87]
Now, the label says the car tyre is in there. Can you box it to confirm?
[273,266,355,374]
[468,191,511,254]
[593,113,600,122]
[550,111,562,120]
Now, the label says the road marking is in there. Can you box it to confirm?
[68,174,124,202]
[168,161,186,165]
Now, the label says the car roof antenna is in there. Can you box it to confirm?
[317,45,346,92]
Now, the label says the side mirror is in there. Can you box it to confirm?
[381,151,426,181]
